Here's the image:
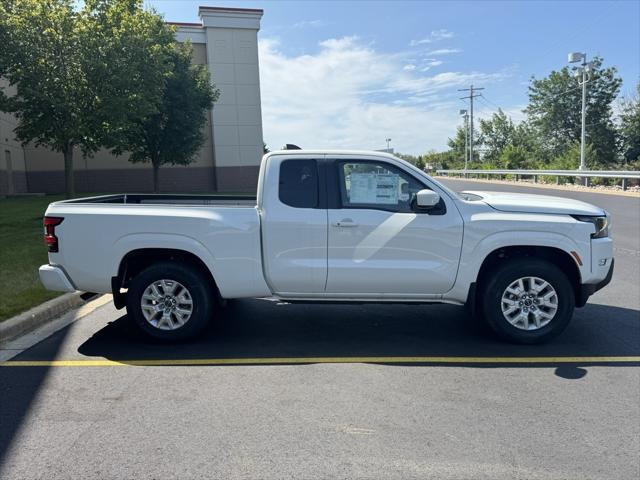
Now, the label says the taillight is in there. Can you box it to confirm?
[43,216,64,252]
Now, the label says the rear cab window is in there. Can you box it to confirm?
[278,159,319,208]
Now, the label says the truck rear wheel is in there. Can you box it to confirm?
[126,262,214,341]
[481,259,575,344]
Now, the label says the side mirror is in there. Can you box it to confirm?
[415,189,440,208]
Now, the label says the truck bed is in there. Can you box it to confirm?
[44,193,269,297]
[60,193,256,207]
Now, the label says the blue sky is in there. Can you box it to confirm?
[148,0,640,154]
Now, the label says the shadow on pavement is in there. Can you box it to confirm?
[70,299,640,365]
[0,321,71,469]
[1,299,637,471]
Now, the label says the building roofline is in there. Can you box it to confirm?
[166,21,202,27]
[199,6,264,14]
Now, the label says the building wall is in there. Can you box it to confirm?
[0,80,28,195]
[22,145,217,194]
[0,6,264,195]
[199,7,264,192]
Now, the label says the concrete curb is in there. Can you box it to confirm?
[0,292,96,343]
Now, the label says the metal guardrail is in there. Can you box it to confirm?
[436,169,640,190]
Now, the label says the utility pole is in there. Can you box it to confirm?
[459,85,484,164]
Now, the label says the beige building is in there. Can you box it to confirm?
[0,6,264,195]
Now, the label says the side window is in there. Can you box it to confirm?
[339,161,426,213]
[279,159,319,208]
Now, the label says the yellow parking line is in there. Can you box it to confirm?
[1,356,639,367]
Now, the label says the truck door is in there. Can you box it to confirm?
[325,158,463,296]
[260,156,328,294]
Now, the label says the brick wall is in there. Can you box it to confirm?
[0,170,28,195]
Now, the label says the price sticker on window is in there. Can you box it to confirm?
[350,173,399,204]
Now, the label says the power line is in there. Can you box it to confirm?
[478,94,502,112]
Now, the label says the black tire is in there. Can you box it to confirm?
[126,261,214,342]
[480,258,575,344]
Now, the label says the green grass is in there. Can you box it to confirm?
[0,195,65,321]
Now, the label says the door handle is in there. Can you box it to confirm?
[332,219,358,227]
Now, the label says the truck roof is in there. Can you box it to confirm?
[266,149,398,159]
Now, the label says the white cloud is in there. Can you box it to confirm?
[403,64,417,71]
[409,29,455,46]
[258,37,509,153]
[292,19,325,28]
[474,104,527,125]
[425,48,462,56]
[432,29,455,41]
[421,59,444,71]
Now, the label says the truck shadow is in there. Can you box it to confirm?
[1,300,637,467]
[76,299,640,366]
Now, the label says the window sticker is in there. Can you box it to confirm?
[349,173,399,204]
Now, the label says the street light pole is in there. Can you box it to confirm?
[579,58,587,171]
[464,113,469,171]
[386,138,391,151]
[568,52,591,172]
[459,109,468,170]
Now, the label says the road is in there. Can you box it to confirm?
[1,180,639,480]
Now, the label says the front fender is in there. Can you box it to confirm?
[446,228,588,303]
[466,230,586,277]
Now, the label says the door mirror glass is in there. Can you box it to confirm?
[415,189,440,208]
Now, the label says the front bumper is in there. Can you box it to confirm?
[588,237,614,283]
[39,264,76,292]
[577,258,614,307]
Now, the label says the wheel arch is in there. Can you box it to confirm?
[111,248,219,309]
[474,245,582,308]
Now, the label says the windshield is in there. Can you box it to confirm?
[392,156,465,201]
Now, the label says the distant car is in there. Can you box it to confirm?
[39,150,613,343]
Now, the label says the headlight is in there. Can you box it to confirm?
[572,215,610,238]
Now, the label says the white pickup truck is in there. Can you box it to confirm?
[39,150,614,343]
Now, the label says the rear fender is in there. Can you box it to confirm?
[112,233,218,288]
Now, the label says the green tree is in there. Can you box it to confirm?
[525,56,622,165]
[447,126,465,162]
[396,153,426,170]
[479,109,516,163]
[618,82,640,164]
[498,144,529,169]
[422,149,461,170]
[110,43,218,192]
[0,0,172,197]
[447,125,480,164]
[0,0,84,197]
[548,143,598,170]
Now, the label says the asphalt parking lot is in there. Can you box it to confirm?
[1,180,639,480]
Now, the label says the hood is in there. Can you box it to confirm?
[463,190,606,216]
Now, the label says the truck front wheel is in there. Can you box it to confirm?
[481,259,575,344]
[126,262,214,341]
